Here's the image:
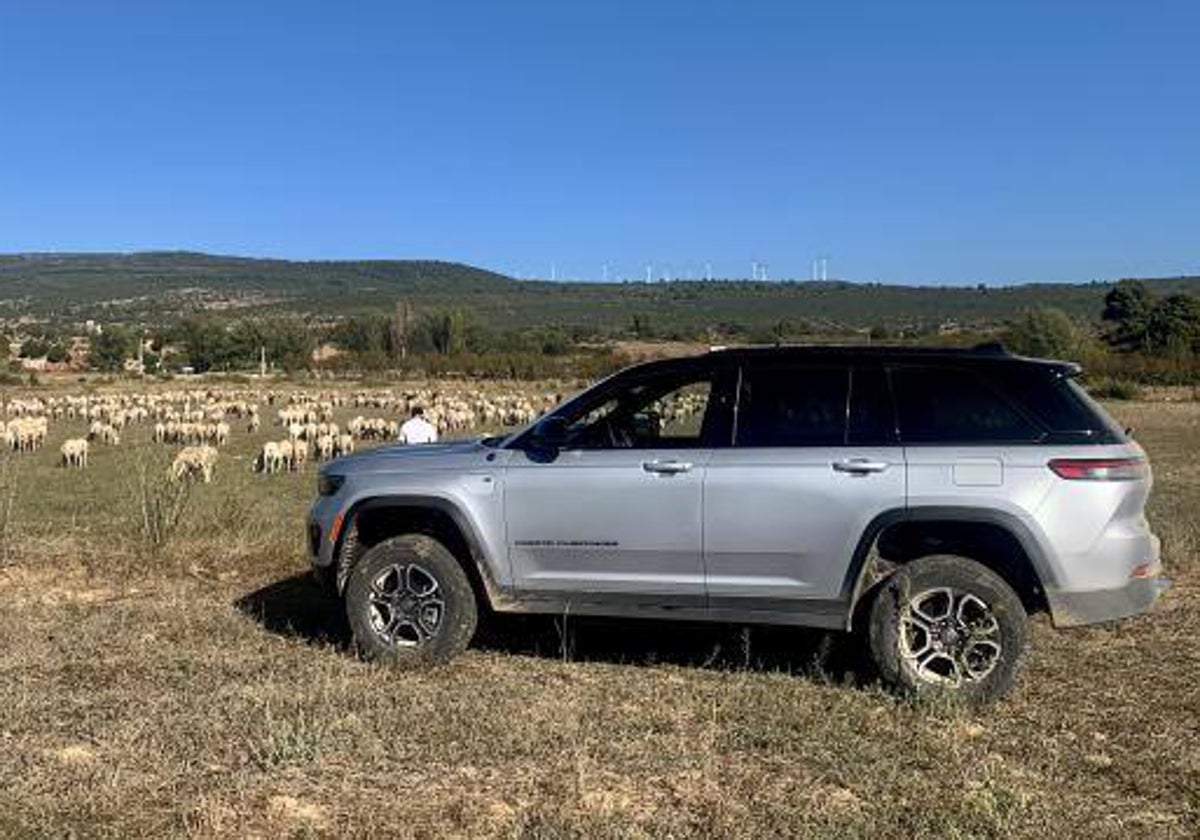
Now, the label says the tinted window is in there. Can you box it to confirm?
[892,367,1043,444]
[848,367,897,445]
[990,368,1126,441]
[736,367,849,446]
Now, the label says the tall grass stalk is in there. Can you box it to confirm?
[0,452,18,565]
[125,449,194,561]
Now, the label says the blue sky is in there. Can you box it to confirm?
[1,1,1197,284]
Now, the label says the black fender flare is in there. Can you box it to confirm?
[840,506,1057,631]
[334,494,508,607]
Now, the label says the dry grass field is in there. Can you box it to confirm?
[0,383,1197,838]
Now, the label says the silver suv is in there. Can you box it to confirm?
[308,346,1166,701]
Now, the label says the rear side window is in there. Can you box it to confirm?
[736,366,848,446]
[990,368,1127,442]
[891,367,1043,444]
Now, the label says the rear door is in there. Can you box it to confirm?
[703,364,906,616]
[890,364,1053,522]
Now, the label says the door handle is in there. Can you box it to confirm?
[643,459,693,475]
[832,458,889,475]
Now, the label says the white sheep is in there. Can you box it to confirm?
[313,434,335,462]
[255,440,283,474]
[171,445,218,483]
[60,438,89,469]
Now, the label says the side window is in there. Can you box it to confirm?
[562,371,722,450]
[736,366,849,446]
[848,367,897,445]
[891,367,1043,444]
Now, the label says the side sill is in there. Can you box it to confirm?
[496,592,848,631]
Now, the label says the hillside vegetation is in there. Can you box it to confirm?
[3,251,1199,334]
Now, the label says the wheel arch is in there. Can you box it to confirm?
[333,494,506,610]
[843,506,1055,631]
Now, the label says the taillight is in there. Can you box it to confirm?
[1048,457,1148,481]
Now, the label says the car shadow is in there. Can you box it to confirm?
[235,573,352,649]
[236,572,873,686]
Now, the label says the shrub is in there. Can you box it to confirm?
[1086,378,1143,401]
[1002,307,1079,359]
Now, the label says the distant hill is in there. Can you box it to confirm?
[2,251,1198,334]
[0,251,516,319]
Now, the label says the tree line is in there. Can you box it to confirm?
[6,279,1200,383]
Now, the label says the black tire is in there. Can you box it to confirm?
[868,554,1029,704]
[345,534,478,666]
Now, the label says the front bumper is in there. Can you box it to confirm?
[1046,576,1171,627]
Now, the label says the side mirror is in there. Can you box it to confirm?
[529,415,569,450]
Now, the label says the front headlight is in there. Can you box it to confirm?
[317,473,345,497]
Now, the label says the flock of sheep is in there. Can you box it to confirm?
[0,384,562,484]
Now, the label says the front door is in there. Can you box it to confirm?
[504,365,733,605]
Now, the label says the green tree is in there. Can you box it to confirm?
[1102,279,1154,350]
[228,317,314,372]
[177,319,234,372]
[1146,293,1200,356]
[88,326,136,372]
[422,309,469,355]
[1003,307,1078,359]
[333,315,394,356]
[18,337,51,358]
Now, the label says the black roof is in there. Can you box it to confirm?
[633,343,1081,376]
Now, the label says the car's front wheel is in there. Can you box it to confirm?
[345,534,478,666]
[867,554,1029,703]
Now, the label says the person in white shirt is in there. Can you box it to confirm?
[398,406,438,444]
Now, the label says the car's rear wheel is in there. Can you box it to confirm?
[346,534,478,666]
[868,554,1029,703]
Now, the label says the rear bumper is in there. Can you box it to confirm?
[1046,576,1171,627]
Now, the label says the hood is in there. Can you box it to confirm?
[323,439,496,474]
